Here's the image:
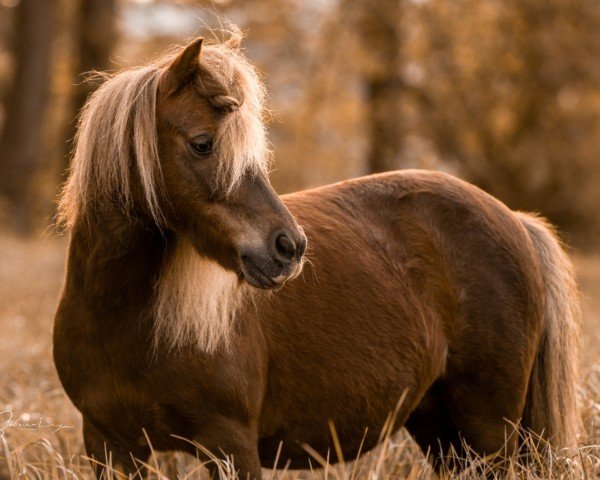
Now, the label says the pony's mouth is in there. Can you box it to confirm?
[239,257,288,290]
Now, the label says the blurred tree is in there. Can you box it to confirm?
[1,0,598,242]
[0,0,56,234]
[348,0,403,173]
[403,0,600,239]
[61,0,117,172]
[0,4,16,117]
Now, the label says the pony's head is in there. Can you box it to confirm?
[59,33,306,291]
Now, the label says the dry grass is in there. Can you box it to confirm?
[0,233,598,479]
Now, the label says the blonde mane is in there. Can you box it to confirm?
[58,30,270,353]
[57,29,270,228]
[153,238,244,354]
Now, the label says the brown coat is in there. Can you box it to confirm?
[54,171,580,478]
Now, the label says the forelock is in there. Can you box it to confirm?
[192,41,271,195]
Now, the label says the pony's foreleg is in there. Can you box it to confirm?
[83,418,149,479]
[194,416,262,480]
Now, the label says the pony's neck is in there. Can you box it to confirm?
[65,210,241,354]
[66,212,166,326]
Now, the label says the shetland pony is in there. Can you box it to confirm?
[53,32,580,479]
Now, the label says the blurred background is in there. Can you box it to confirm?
[0,0,599,245]
[1,1,600,477]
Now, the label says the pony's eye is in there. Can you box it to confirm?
[190,136,213,156]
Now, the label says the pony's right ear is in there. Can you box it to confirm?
[161,37,203,95]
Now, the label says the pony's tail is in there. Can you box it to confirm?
[518,213,581,450]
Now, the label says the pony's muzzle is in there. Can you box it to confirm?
[239,228,306,290]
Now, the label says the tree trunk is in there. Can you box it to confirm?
[0,0,56,234]
[354,0,403,173]
[61,0,117,172]
[365,71,403,173]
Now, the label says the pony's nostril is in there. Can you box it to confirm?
[275,234,296,261]
[296,236,307,259]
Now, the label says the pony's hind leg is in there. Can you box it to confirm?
[83,418,150,479]
[404,380,464,473]
[406,368,526,476]
[439,358,530,471]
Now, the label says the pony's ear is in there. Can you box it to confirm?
[161,37,203,95]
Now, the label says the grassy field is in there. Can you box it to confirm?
[0,233,599,479]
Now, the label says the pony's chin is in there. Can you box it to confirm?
[239,259,288,290]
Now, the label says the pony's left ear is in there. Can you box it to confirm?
[161,37,203,95]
